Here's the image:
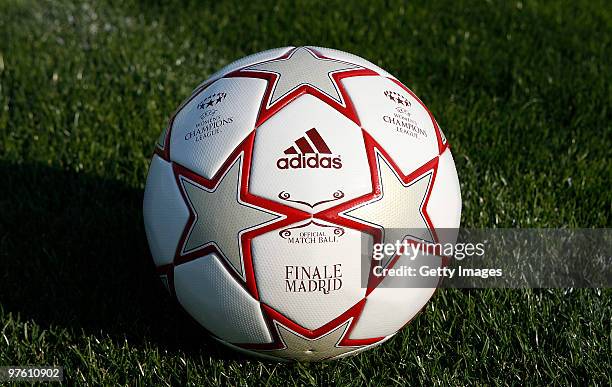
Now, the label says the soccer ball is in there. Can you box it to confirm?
[143,46,461,361]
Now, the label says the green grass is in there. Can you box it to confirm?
[1,0,610,385]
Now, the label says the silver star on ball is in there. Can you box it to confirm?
[244,47,361,108]
[258,321,362,361]
[345,154,434,267]
[179,156,279,278]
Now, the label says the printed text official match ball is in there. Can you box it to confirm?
[143,47,461,361]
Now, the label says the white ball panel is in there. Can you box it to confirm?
[349,249,441,339]
[170,77,266,179]
[250,94,371,213]
[351,288,434,339]
[331,334,394,360]
[342,76,439,175]
[252,219,368,330]
[211,337,290,362]
[428,148,462,230]
[143,155,189,267]
[174,254,272,344]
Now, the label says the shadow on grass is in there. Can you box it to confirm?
[0,162,242,360]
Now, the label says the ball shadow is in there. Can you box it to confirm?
[0,161,242,360]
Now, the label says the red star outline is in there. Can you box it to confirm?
[152,47,451,353]
[314,129,442,296]
[157,132,310,300]
[225,47,378,127]
[239,299,384,352]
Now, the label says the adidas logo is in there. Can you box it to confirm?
[276,128,343,170]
